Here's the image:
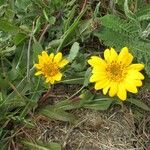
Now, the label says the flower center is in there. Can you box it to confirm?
[106,61,126,82]
[43,62,59,76]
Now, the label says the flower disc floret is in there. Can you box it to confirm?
[88,47,144,101]
[34,51,68,84]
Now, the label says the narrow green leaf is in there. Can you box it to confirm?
[40,107,76,123]
[124,0,137,21]
[61,77,84,84]
[58,7,87,50]
[32,42,43,61]
[83,68,91,87]
[126,98,150,111]
[64,5,77,32]
[68,42,80,62]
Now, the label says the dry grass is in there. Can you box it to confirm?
[15,106,149,150]
[9,85,150,150]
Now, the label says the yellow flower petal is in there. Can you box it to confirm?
[118,47,129,59]
[109,82,118,97]
[54,72,62,81]
[59,59,69,68]
[128,64,144,71]
[49,79,55,84]
[127,70,144,80]
[42,51,49,58]
[134,80,142,87]
[49,53,54,60]
[88,56,106,67]
[104,49,111,63]
[54,52,62,63]
[46,77,55,84]
[124,80,138,93]
[94,79,110,90]
[34,64,42,69]
[126,53,133,66]
[118,47,133,66]
[103,84,111,95]
[90,74,106,82]
[92,66,106,74]
[110,48,118,61]
[117,83,127,101]
[35,71,42,76]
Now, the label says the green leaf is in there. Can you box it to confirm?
[83,68,91,87]
[64,5,77,32]
[61,77,84,84]
[68,42,80,62]
[22,141,61,150]
[58,7,87,50]
[7,67,20,81]
[83,95,113,111]
[55,100,80,110]
[13,33,27,45]
[124,0,137,21]
[40,107,77,123]
[79,90,94,106]
[126,98,150,111]
[0,45,16,56]
[83,100,112,110]
[0,19,19,34]
[32,42,43,61]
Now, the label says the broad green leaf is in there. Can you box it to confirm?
[0,19,19,34]
[0,76,9,89]
[22,141,61,150]
[79,90,94,106]
[40,107,76,123]
[0,0,5,5]
[7,67,20,81]
[13,33,27,45]
[47,39,62,49]
[83,95,113,110]
[15,0,31,10]
[68,42,80,62]
[55,100,80,110]
[126,98,150,111]
[83,100,112,110]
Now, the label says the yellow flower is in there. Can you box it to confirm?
[34,51,68,84]
[88,47,144,101]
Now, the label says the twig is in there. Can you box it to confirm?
[81,0,88,12]
[37,88,52,108]
[38,23,50,43]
